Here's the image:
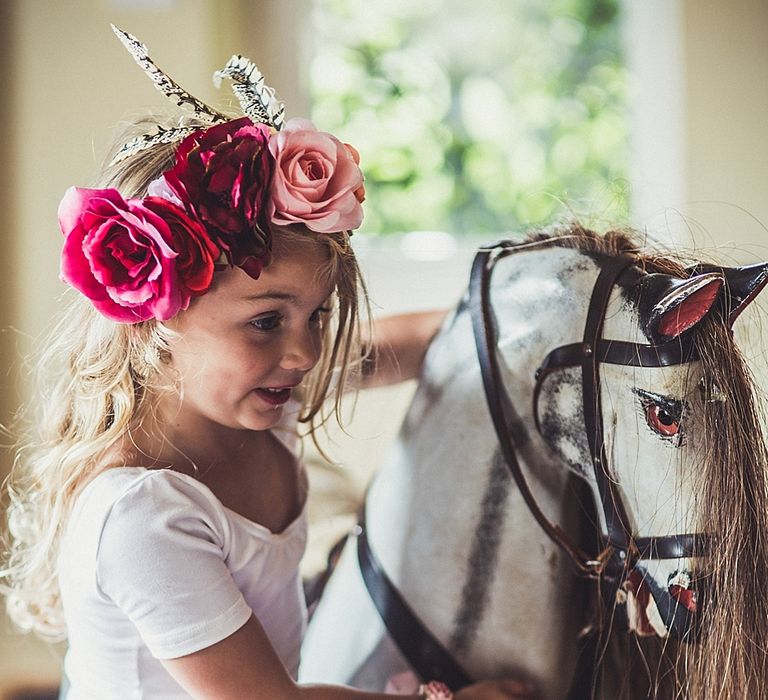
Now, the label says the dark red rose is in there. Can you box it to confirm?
[164,117,273,273]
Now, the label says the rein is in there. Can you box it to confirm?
[355,239,711,692]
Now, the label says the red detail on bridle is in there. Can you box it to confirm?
[624,570,657,636]
[657,279,723,338]
[669,583,698,612]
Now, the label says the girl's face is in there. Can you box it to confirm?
[165,237,333,436]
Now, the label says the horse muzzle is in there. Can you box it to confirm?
[620,565,702,641]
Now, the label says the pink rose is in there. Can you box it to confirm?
[164,117,273,273]
[269,118,364,233]
[59,187,219,323]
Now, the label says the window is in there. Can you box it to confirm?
[311,0,628,236]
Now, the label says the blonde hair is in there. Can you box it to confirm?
[1,116,369,640]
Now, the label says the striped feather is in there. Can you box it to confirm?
[111,25,226,123]
[109,125,198,166]
[213,55,285,130]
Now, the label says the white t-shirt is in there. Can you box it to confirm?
[58,442,308,699]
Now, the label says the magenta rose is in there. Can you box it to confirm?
[59,187,219,323]
[164,117,273,271]
[268,118,364,233]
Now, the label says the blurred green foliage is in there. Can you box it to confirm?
[311,0,628,235]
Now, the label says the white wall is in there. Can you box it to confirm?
[625,0,768,257]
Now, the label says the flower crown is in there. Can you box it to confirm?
[59,27,365,324]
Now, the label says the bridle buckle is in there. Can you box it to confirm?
[581,545,615,579]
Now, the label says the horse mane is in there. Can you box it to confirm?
[525,224,688,276]
[527,224,768,698]
[677,308,768,697]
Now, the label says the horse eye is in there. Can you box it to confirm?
[646,403,680,437]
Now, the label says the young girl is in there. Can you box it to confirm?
[1,29,536,700]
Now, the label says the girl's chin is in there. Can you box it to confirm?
[243,400,288,431]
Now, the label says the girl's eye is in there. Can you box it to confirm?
[310,306,331,325]
[645,403,681,437]
[250,314,282,332]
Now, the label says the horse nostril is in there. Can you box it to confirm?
[668,571,698,613]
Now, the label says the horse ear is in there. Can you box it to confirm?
[640,273,723,342]
[687,262,768,326]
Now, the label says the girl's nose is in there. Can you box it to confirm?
[281,328,321,372]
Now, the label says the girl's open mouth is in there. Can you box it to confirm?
[254,386,293,406]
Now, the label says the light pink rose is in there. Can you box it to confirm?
[268,118,364,233]
[58,186,218,323]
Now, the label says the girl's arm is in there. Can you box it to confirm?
[161,616,536,700]
[161,616,395,699]
[361,310,449,388]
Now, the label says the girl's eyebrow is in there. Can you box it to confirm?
[242,291,298,303]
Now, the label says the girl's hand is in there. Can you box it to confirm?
[454,678,539,700]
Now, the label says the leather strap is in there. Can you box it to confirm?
[356,520,473,691]
[580,255,637,558]
[469,249,598,575]
[633,532,707,561]
[537,336,697,373]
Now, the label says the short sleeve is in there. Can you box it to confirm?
[95,471,253,659]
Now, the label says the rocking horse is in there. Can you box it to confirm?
[300,227,768,699]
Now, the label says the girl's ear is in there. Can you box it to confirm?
[637,272,723,343]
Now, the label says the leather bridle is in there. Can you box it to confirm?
[470,240,711,580]
[355,239,712,692]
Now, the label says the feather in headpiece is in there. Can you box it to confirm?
[109,125,200,165]
[111,25,227,123]
[108,27,285,165]
[213,55,286,131]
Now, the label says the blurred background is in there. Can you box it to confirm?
[0,0,766,696]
